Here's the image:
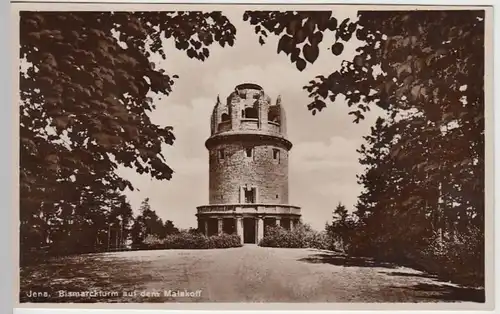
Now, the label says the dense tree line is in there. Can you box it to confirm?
[130,198,179,248]
[20,194,179,260]
[257,11,486,286]
[21,10,485,286]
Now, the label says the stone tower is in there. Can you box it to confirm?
[196,83,301,244]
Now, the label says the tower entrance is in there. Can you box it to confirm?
[243,218,256,244]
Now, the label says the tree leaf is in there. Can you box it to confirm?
[303,43,319,64]
[331,42,344,56]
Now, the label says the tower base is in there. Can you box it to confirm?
[196,204,301,244]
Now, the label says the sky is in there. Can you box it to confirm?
[117,9,383,230]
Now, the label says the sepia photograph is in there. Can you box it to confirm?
[14,2,493,310]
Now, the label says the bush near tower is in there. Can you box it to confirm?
[259,223,333,251]
[143,232,242,250]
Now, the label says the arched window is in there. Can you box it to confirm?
[221,113,230,122]
[243,107,258,119]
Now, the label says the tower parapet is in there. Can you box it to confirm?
[210,83,287,138]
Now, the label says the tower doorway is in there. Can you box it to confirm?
[223,218,236,235]
[243,218,256,244]
[207,218,218,236]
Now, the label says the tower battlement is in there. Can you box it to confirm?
[210,83,287,138]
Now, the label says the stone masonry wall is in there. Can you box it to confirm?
[208,137,289,205]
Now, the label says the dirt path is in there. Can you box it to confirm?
[20,245,484,303]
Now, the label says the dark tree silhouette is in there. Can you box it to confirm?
[325,202,355,252]
[164,220,180,235]
[244,10,484,286]
[20,11,236,253]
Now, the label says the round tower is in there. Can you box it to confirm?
[196,83,301,244]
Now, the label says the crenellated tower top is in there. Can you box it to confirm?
[209,83,288,139]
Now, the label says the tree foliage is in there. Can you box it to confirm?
[245,10,485,286]
[243,11,357,72]
[325,202,356,252]
[130,197,179,247]
[20,11,236,253]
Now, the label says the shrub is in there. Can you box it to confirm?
[141,231,242,250]
[343,224,484,288]
[143,234,165,249]
[259,225,303,248]
[207,233,243,248]
[415,228,484,287]
[164,231,209,249]
[259,223,333,250]
[305,230,333,250]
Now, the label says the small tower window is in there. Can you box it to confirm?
[243,107,258,119]
[276,194,279,199]
[273,149,280,160]
[218,149,225,161]
[245,147,253,158]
